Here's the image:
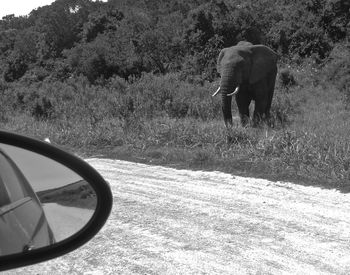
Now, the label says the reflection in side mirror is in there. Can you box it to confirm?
[0,144,97,256]
[0,131,112,272]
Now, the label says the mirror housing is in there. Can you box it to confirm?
[0,131,113,271]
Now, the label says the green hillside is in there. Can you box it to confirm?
[0,0,349,189]
[37,180,97,209]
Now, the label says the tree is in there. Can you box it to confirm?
[30,0,99,59]
[81,7,124,42]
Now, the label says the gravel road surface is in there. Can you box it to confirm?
[4,158,350,274]
[43,203,94,242]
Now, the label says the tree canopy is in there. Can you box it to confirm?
[0,0,349,83]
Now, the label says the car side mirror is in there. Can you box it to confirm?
[0,131,112,272]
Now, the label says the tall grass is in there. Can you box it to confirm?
[1,65,349,187]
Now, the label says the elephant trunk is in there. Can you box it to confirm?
[220,65,237,95]
[213,65,240,127]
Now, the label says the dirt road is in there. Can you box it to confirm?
[5,158,350,274]
[43,203,94,242]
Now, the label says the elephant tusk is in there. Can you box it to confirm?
[212,87,221,97]
[227,86,239,96]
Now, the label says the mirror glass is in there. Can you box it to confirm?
[0,144,97,257]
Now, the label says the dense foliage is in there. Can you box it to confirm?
[0,0,349,83]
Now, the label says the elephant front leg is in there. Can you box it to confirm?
[235,93,251,127]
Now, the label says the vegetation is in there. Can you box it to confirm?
[0,0,349,189]
[37,180,97,209]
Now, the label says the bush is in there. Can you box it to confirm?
[279,68,297,88]
[126,73,221,120]
[3,57,28,82]
[270,92,296,128]
[257,130,350,182]
[20,67,50,84]
[323,43,350,101]
[226,127,257,145]
[11,84,55,119]
[32,96,54,119]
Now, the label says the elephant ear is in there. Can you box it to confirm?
[216,48,226,75]
[249,45,278,84]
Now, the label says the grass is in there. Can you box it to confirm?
[37,180,97,210]
[1,65,350,191]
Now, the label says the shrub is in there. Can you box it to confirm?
[279,68,297,88]
[323,43,350,102]
[11,85,55,120]
[20,67,50,84]
[190,148,213,166]
[32,96,54,119]
[226,127,257,145]
[126,73,221,120]
[269,88,299,128]
[3,57,28,82]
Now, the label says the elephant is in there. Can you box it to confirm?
[213,42,278,127]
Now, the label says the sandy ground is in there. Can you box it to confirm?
[43,203,94,242]
[4,158,350,274]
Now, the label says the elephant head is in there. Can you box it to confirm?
[213,42,278,127]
